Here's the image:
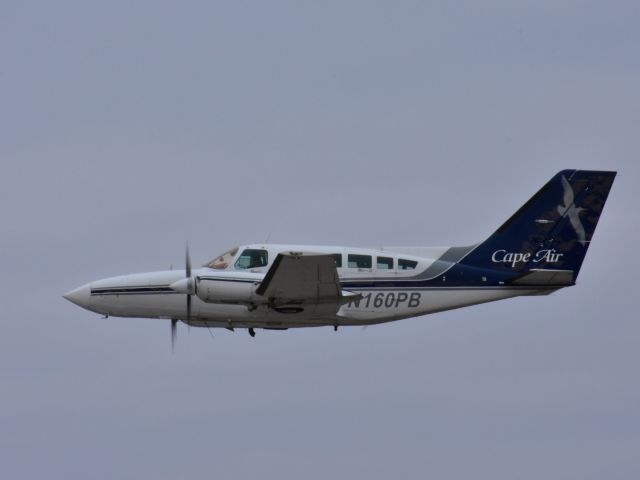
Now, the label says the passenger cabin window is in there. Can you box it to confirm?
[377,256,394,270]
[398,259,418,270]
[331,253,342,268]
[348,254,372,269]
[234,249,269,270]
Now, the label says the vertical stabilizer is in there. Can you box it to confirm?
[460,170,616,281]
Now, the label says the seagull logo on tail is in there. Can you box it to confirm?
[558,175,587,246]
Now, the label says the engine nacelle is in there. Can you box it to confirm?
[195,276,259,305]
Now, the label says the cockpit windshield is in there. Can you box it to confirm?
[205,247,239,270]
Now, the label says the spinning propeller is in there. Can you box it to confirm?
[169,243,196,352]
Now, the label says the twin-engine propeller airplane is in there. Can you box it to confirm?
[64,170,615,347]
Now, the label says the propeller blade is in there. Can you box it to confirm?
[178,242,192,349]
[171,319,177,353]
[185,243,191,278]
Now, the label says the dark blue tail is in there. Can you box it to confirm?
[461,170,616,284]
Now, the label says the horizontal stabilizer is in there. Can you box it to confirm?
[511,269,574,286]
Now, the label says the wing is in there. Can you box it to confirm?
[256,252,356,306]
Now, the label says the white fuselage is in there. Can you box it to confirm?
[64,244,553,329]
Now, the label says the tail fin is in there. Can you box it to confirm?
[462,169,616,283]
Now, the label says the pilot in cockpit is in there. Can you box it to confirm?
[206,247,238,270]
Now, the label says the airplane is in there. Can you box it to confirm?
[64,169,616,347]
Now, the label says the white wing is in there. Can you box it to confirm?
[256,252,356,305]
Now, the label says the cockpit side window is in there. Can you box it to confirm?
[206,247,239,270]
[234,249,269,270]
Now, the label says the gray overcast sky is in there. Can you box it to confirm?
[1,1,639,479]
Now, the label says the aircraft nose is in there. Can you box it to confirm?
[63,283,91,308]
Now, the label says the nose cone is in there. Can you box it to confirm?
[63,283,91,309]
